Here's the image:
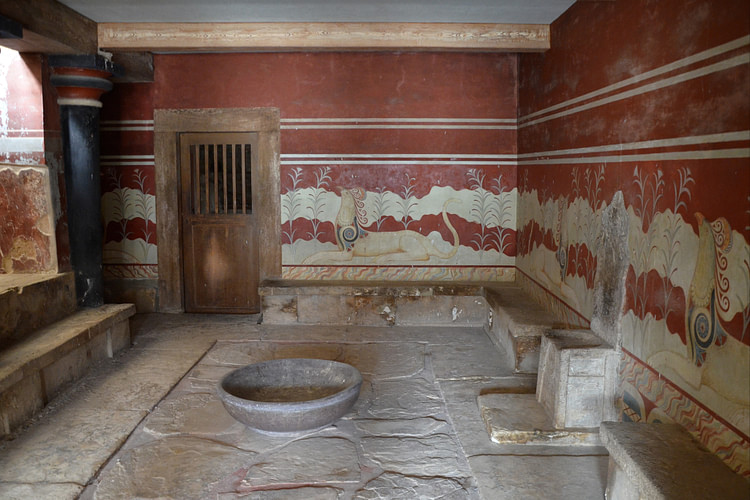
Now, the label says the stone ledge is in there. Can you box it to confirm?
[600,422,749,499]
[484,285,562,373]
[0,304,135,394]
[0,273,77,349]
[259,279,487,297]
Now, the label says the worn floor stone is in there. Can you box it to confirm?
[361,434,471,478]
[0,482,83,500]
[469,454,608,499]
[0,407,146,484]
[355,472,476,499]
[85,436,258,499]
[1,315,618,499]
[242,436,361,489]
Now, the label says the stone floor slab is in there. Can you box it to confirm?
[83,435,257,499]
[204,340,428,380]
[241,436,361,489]
[0,407,146,484]
[0,481,83,500]
[361,434,471,478]
[355,471,478,499]
[469,454,608,500]
[429,337,514,380]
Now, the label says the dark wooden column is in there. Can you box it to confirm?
[49,55,118,308]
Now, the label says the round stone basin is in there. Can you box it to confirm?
[218,358,363,434]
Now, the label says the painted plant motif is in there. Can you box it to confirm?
[101,167,156,265]
[466,168,513,258]
[282,167,304,245]
[307,166,332,241]
[302,187,459,264]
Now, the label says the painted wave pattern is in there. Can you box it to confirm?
[282,265,515,282]
[620,352,749,477]
[517,163,750,475]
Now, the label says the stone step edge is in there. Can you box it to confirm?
[0,303,136,393]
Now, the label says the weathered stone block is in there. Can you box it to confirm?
[0,372,44,436]
[600,422,750,500]
[396,295,486,326]
[536,329,618,429]
[260,295,298,324]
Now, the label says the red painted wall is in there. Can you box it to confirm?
[100,52,519,282]
[0,52,61,273]
[517,0,749,476]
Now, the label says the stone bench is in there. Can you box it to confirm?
[484,285,562,373]
[600,421,749,499]
[260,279,567,375]
[259,279,488,327]
[0,303,135,436]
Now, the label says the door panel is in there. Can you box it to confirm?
[180,132,259,313]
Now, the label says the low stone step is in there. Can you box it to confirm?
[478,392,601,446]
[0,303,135,436]
[0,272,76,349]
[600,422,749,499]
[536,329,618,429]
[484,285,562,374]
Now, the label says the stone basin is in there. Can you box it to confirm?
[218,358,363,434]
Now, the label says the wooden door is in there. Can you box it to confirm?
[180,132,259,313]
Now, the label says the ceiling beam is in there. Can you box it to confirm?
[0,0,97,54]
[98,22,550,52]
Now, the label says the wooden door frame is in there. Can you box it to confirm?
[154,108,281,312]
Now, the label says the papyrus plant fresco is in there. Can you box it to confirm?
[466,168,514,262]
[280,164,517,269]
[101,167,157,265]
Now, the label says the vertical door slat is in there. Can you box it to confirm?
[241,144,247,214]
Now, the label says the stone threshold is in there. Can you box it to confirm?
[479,392,601,447]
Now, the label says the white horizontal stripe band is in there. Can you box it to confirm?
[519,148,749,164]
[281,117,516,124]
[280,160,517,165]
[518,131,750,159]
[0,137,44,153]
[282,124,515,130]
[520,52,750,128]
[519,35,750,123]
[281,154,516,159]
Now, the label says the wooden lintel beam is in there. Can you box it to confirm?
[98,22,550,53]
[0,0,97,54]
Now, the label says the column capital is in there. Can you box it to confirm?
[48,54,122,107]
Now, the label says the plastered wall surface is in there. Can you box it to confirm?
[516,0,749,476]
[100,52,519,282]
[0,51,58,274]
